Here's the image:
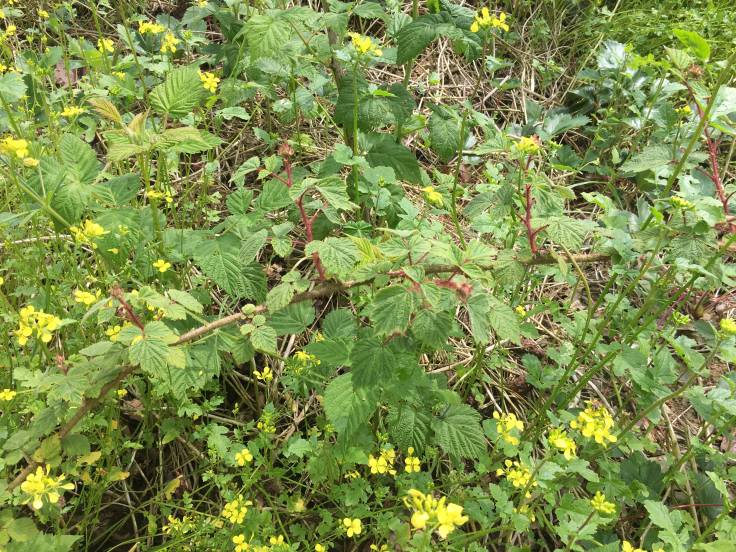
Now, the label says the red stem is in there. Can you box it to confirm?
[281,147,327,280]
[524,183,540,255]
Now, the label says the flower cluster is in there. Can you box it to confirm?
[147,189,174,204]
[294,350,320,366]
[60,106,85,118]
[422,186,443,207]
[403,489,469,539]
[0,388,17,401]
[20,465,74,510]
[106,322,131,342]
[342,517,362,538]
[514,135,541,155]
[70,219,108,248]
[547,427,577,460]
[622,541,645,552]
[470,8,509,33]
[15,305,62,346]
[222,495,252,524]
[348,32,382,56]
[0,135,37,166]
[570,402,617,446]
[161,32,180,54]
[670,195,695,210]
[404,447,421,473]
[253,365,273,382]
[257,410,276,433]
[496,460,537,497]
[74,289,101,306]
[139,21,165,34]
[97,38,114,53]
[153,259,171,273]
[590,491,616,515]
[163,514,195,535]
[368,447,397,476]
[493,410,524,446]
[199,70,220,93]
[720,318,736,336]
[235,447,253,466]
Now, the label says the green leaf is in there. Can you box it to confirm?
[674,29,710,62]
[396,13,457,65]
[465,291,491,344]
[0,72,27,102]
[643,501,677,533]
[128,321,178,377]
[59,134,100,187]
[256,180,293,211]
[350,337,394,388]
[167,289,204,314]
[150,66,206,119]
[432,404,485,459]
[245,13,292,61]
[251,324,278,354]
[240,229,268,262]
[6,517,38,542]
[620,145,673,174]
[487,296,521,344]
[158,127,222,154]
[315,176,358,211]
[365,285,418,336]
[270,301,315,335]
[194,237,266,301]
[540,216,590,250]
[429,106,463,162]
[305,237,359,279]
[362,133,421,184]
[324,373,378,438]
[388,404,431,451]
[412,308,454,346]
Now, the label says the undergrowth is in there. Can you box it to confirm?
[1,1,735,551]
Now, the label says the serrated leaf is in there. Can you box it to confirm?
[88,97,122,124]
[620,145,673,174]
[240,229,268,262]
[396,13,456,65]
[0,72,27,102]
[315,176,358,211]
[350,337,394,388]
[541,216,589,250]
[194,238,266,301]
[256,180,293,211]
[365,285,418,336]
[150,66,206,119]
[245,13,292,61]
[324,373,378,438]
[270,301,315,335]
[429,107,462,162]
[388,404,430,451]
[167,289,203,314]
[362,133,421,184]
[432,404,485,459]
[465,291,491,344]
[128,322,178,377]
[305,237,359,278]
[487,296,521,343]
[251,324,277,354]
[412,308,453,346]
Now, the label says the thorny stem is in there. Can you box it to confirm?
[280,145,327,280]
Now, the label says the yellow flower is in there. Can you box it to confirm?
[591,491,616,515]
[470,8,509,33]
[493,410,524,446]
[514,135,541,155]
[344,470,360,480]
[147,189,175,204]
[138,21,165,34]
[622,541,645,552]
[106,323,131,342]
[74,289,101,306]
[670,195,695,210]
[60,106,85,118]
[20,465,74,510]
[38,9,50,19]
[0,275,3,286]
[0,388,17,401]
[222,495,252,524]
[232,533,248,552]
[97,38,114,53]
[422,186,444,207]
[23,157,39,167]
[153,259,171,273]
[199,70,220,94]
[0,136,29,158]
[368,447,397,476]
[116,389,127,398]
[112,71,126,79]
[496,460,537,498]
[570,402,617,446]
[719,318,736,336]
[0,9,5,19]
[14,305,62,346]
[253,365,273,382]
[348,32,382,56]
[370,545,388,552]
[70,219,109,248]
[403,489,468,539]
[160,32,180,54]
[342,517,362,538]
[235,447,253,466]
[5,24,16,37]
[269,535,285,545]
[404,447,421,473]
[294,350,320,365]
[515,305,527,317]
[548,427,577,460]
[315,545,326,552]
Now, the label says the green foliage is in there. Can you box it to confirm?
[1,3,736,552]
